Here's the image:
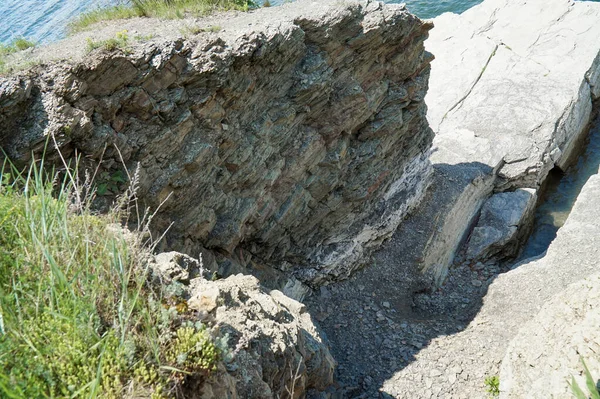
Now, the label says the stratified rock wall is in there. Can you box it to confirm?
[0,0,434,286]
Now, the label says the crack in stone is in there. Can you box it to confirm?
[440,43,499,126]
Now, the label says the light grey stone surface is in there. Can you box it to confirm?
[383,168,600,398]
[152,255,336,398]
[500,272,600,399]
[466,188,537,261]
[418,0,600,279]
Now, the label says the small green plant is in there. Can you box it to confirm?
[485,375,500,397]
[570,358,600,399]
[12,37,35,51]
[86,30,130,53]
[96,169,128,196]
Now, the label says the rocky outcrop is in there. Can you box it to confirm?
[465,188,536,261]
[0,0,434,287]
[307,0,600,396]
[152,251,335,398]
[383,163,600,398]
[416,0,600,280]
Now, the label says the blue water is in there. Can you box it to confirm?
[0,0,483,45]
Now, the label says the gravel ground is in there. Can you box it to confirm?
[305,239,510,398]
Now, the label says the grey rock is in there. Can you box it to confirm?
[384,167,600,398]
[466,188,537,261]
[500,273,600,399]
[147,248,336,397]
[415,0,600,281]
[0,0,434,287]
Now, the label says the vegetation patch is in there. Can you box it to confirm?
[0,37,35,74]
[484,375,500,397]
[570,358,600,399]
[70,0,257,33]
[0,154,224,398]
[86,30,131,53]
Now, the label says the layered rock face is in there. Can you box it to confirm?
[0,0,434,286]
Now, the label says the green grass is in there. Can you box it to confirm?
[0,37,35,74]
[0,154,224,398]
[570,358,600,399]
[69,0,256,33]
[86,30,131,53]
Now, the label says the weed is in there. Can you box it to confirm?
[86,30,130,53]
[0,36,36,75]
[485,375,500,397]
[181,24,221,37]
[12,37,35,51]
[0,147,224,398]
[570,358,600,399]
[96,169,128,196]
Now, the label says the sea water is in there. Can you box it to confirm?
[0,0,483,45]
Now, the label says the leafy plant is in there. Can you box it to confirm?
[570,358,600,399]
[96,169,128,196]
[485,375,500,397]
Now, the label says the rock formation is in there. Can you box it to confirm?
[501,272,600,398]
[302,0,600,396]
[384,159,600,399]
[410,0,600,281]
[0,0,434,288]
[151,251,335,398]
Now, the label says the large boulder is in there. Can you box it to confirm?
[152,252,336,398]
[418,0,600,280]
[0,0,435,286]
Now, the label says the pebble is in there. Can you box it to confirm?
[471,279,482,287]
[382,301,391,308]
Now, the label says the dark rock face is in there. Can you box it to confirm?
[0,0,434,286]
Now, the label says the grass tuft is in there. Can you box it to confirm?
[0,37,35,75]
[570,358,600,399]
[0,149,223,398]
[70,0,256,33]
[484,375,500,397]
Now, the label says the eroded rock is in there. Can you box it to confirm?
[466,188,537,261]
[0,0,435,286]
[151,254,335,398]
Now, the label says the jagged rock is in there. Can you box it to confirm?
[500,273,600,399]
[151,253,336,398]
[466,188,537,261]
[207,275,336,398]
[0,0,435,285]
